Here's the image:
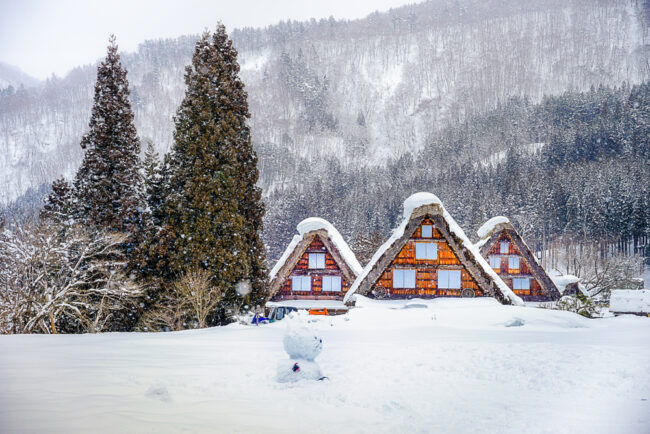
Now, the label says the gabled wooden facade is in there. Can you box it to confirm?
[344,193,522,306]
[268,218,362,307]
[476,218,560,302]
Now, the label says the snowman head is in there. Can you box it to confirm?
[283,326,322,361]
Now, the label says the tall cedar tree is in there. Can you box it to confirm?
[159,26,268,323]
[74,35,143,235]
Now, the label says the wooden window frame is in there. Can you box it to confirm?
[512,277,530,290]
[415,242,438,260]
[291,276,311,291]
[308,253,326,269]
[438,270,461,289]
[322,276,342,292]
[393,269,416,289]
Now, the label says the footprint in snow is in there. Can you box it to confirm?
[145,384,172,402]
[505,318,525,327]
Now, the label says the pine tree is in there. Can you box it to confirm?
[40,177,73,225]
[158,25,268,325]
[142,141,164,226]
[73,35,143,235]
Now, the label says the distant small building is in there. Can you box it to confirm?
[609,290,650,316]
[267,218,362,314]
[476,217,561,302]
[344,193,523,306]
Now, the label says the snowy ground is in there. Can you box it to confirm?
[1,298,649,433]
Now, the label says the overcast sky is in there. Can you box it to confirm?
[0,0,413,80]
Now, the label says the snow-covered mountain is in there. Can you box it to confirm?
[0,62,39,91]
[0,0,648,204]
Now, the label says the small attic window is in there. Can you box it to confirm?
[308,253,325,269]
[500,241,509,254]
[421,225,433,238]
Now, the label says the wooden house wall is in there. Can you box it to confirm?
[372,218,483,298]
[273,235,350,301]
[486,231,550,300]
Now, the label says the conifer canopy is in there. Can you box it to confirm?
[161,25,268,319]
[74,35,143,234]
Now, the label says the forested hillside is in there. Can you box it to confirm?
[263,82,650,265]
[0,0,647,204]
[1,0,649,271]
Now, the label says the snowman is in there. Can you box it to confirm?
[276,320,326,383]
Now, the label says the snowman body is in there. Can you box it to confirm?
[276,326,323,383]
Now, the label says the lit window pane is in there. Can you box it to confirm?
[509,257,520,269]
[393,269,415,288]
[323,276,341,292]
[513,278,530,290]
[416,242,438,259]
[439,270,461,289]
[292,276,311,291]
[404,270,416,288]
[309,253,325,269]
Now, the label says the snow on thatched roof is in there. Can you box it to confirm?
[269,217,362,280]
[344,193,524,306]
[477,216,510,239]
[551,274,589,296]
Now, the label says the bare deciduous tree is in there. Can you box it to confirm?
[136,269,223,332]
[0,223,143,334]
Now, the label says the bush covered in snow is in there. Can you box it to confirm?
[556,295,597,319]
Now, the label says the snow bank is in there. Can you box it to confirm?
[610,290,650,314]
[2,300,649,433]
[477,216,510,239]
[345,193,523,306]
[269,217,362,280]
[343,295,590,331]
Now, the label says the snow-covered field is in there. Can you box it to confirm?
[1,298,649,433]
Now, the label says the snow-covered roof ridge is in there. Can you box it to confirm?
[477,216,510,240]
[402,192,442,219]
[297,217,362,276]
[344,193,524,306]
[269,217,362,281]
[550,274,589,296]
